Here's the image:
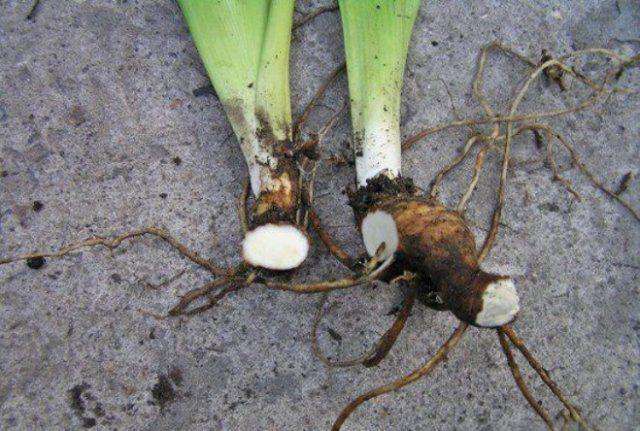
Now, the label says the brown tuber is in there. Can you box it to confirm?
[353,175,519,328]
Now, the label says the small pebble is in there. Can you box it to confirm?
[32,200,44,212]
[26,256,45,269]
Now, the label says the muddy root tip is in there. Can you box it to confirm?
[475,277,520,327]
[242,223,309,271]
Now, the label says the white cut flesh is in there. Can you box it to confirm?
[475,278,520,327]
[242,224,309,270]
[361,210,399,261]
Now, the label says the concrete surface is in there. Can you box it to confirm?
[1,0,639,430]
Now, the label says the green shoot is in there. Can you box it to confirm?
[339,0,420,185]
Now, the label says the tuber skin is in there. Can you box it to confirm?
[351,175,518,327]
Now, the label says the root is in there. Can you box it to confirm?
[167,271,257,317]
[429,135,480,198]
[26,0,41,21]
[502,122,637,221]
[168,276,240,316]
[502,325,593,431]
[163,244,386,316]
[479,54,593,262]
[312,289,416,368]
[294,61,346,141]
[299,103,347,228]
[362,289,416,368]
[0,227,234,276]
[308,209,355,269]
[292,1,338,32]
[181,284,243,316]
[405,44,640,261]
[263,254,393,294]
[402,46,640,234]
[312,292,372,367]
[472,42,536,118]
[294,62,347,234]
[535,126,581,200]
[331,322,468,431]
[498,328,554,429]
[614,172,632,197]
[457,132,494,212]
[550,128,639,221]
[238,176,251,235]
[140,268,187,291]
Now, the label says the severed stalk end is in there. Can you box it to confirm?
[475,276,519,327]
[361,209,399,261]
[242,223,309,270]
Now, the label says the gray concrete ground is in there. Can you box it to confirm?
[1,0,639,430]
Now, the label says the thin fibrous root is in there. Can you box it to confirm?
[457,142,491,212]
[299,103,348,228]
[182,284,243,316]
[169,276,240,316]
[308,209,355,269]
[544,125,638,221]
[429,135,480,198]
[401,45,638,255]
[168,271,257,317]
[492,123,582,203]
[263,254,393,294]
[502,325,593,431]
[292,1,338,31]
[478,51,639,261]
[401,107,594,152]
[312,292,370,367]
[0,227,234,276]
[406,45,639,230]
[238,176,251,235]
[479,57,582,262]
[141,268,187,291]
[295,61,347,235]
[362,289,416,367]
[560,410,574,431]
[403,46,638,152]
[514,123,638,221]
[294,61,346,141]
[331,322,468,431]
[473,42,536,119]
[530,125,582,201]
[312,288,416,368]
[497,328,554,429]
[432,122,583,216]
[614,172,632,197]
[457,129,496,212]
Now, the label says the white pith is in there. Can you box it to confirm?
[242,223,309,270]
[475,278,520,327]
[361,210,399,261]
[356,124,402,186]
